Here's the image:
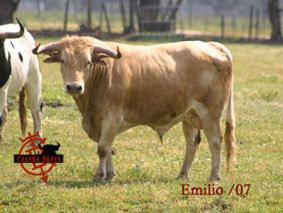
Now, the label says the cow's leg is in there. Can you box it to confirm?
[177,121,200,179]
[0,90,8,142]
[106,150,116,180]
[25,71,42,136]
[94,118,117,181]
[202,117,222,182]
[0,106,8,142]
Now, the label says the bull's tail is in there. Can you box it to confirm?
[19,87,27,135]
[224,81,236,172]
[208,41,236,172]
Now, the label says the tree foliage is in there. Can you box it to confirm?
[0,0,21,24]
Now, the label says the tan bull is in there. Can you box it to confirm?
[33,36,236,182]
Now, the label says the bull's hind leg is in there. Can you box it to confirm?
[202,117,222,182]
[26,62,42,136]
[177,121,200,179]
[192,100,224,182]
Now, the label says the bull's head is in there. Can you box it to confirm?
[32,36,121,96]
[0,18,25,40]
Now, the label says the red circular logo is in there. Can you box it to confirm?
[14,132,63,183]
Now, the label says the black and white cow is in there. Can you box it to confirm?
[0,19,42,141]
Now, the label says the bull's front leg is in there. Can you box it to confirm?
[106,151,116,180]
[94,117,118,181]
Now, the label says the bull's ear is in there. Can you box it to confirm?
[43,52,60,63]
[91,53,108,66]
[43,57,60,63]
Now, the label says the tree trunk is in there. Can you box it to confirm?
[160,0,172,21]
[119,0,127,31]
[268,0,282,40]
[73,0,78,21]
[63,0,70,32]
[0,0,21,25]
[138,0,160,32]
[128,0,135,32]
[87,0,92,29]
[167,0,184,21]
[102,3,111,34]
[139,0,160,21]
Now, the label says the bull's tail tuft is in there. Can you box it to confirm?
[19,87,27,135]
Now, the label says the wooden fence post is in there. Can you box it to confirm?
[204,16,208,34]
[255,9,260,41]
[221,15,225,38]
[231,14,236,35]
[248,5,254,40]
[188,0,193,27]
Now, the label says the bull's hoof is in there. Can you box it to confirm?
[209,175,221,182]
[93,175,107,183]
[176,172,189,180]
[93,171,107,182]
[111,148,116,155]
[106,170,116,180]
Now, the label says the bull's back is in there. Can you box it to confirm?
[4,29,36,94]
[111,41,231,125]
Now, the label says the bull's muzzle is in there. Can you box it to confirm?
[65,83,83,95]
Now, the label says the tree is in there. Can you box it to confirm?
[202,0,238,15]
[87,0,92,29]
[63,0,70,32]
[0,0,21,25]
[167,0,183,21]
[268,0,282,40]
[137,0,184,32]
[139,0,161,22]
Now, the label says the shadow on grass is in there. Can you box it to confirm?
[1,180,38,189]
[47,175,175,188]
[2,173,181,189]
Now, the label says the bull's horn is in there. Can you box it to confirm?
[94,46,121,59]
[56,142,60,147]
[32,41,61,55]
[0,18,25,40]
[38,142,43,148]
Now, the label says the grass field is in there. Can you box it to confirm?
[0,38,282,212]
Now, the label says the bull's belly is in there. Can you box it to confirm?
[7,60,28,95]
[81,100,203,142]
[119,100,203,136]
[119,108,190,136]
[7,75,26,95]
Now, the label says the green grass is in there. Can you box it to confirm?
[0,39,282,212]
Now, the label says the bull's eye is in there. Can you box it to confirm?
[86,61,91,67]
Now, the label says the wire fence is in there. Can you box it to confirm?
[16,0,278,40]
